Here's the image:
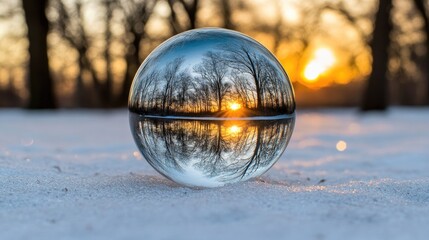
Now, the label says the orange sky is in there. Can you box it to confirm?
[0,0,375,95]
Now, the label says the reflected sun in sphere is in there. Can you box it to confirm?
[227,124,241,135]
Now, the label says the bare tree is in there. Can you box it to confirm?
[167,0,199,33]
[176,71,192,110]
[194,82,212,112]
[160,58,184,114]
[118,0,157,105]
[223,45,265,109]
[231,71,255,108]
[130,70,159,112]
[194,51,230,112]
[53,0,100,106]
[22,0,56,108]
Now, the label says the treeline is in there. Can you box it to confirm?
[129,44,295,116]
[3,0,429,109]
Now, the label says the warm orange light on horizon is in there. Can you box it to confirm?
[303,48,336,83]
[229,102,241,111]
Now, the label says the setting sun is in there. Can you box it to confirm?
[303,48,336,82]
[229,102,241,111]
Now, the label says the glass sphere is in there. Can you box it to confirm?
[129,28,295,187]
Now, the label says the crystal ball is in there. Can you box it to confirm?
[129,28,295,187]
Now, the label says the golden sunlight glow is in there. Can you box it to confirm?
[336,140,347,152]
[228,125,242,134]
[283,6,300,23]
[229,102,242,111]
[303,48,336,82]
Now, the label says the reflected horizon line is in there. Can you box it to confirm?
[137,113,296,121]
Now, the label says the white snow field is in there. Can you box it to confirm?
[1,108,428,240]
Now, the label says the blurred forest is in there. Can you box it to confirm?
[1,0,429,110]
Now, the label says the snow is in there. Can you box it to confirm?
[1,108,428,240]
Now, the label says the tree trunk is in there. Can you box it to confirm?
[103,0,114,107]
[218,90,222,112]
[361,0,393,111]
[22,0,56,109]
[76,50,86,107]
[180,0,199,29]
[413,0,429,104]
[220,0,235,29]
[120,31,142,106]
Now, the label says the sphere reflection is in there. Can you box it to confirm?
[130,114,294,187]
[129,28,296,187]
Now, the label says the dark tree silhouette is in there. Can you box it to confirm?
[130,70,159,111]
[22,0,56,109]
[118,0,156,105]
[176,71,192,110]
[160,58,184,114]
[223,45,265,109]
[102,0,115,107]
[231,71,255,108]
[413,0,429,103]
[52,0,156,107]
[167,0,200,33]
[53,0,100,107]
[194,51,230,112]
[361,0,393,111]
[219,0,235,29]
[195,82,212,112]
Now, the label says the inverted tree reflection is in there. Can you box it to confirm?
[130,113,294,186]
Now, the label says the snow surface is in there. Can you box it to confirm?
[1,108,428,240]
